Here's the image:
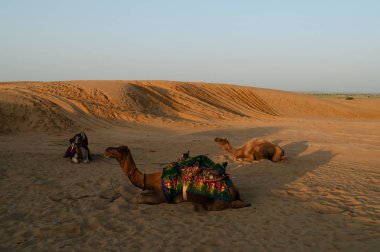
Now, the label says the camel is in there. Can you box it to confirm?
[215,137,286,162]
[104,145,251,211]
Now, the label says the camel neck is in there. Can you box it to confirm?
[118,152,145,190]
[224,144,241,156]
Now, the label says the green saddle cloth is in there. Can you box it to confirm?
[162,155,232,202]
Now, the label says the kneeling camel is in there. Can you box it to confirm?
[215,137,286,162]
[104,146,250,211]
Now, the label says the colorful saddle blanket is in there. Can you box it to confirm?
[162,155,232,202]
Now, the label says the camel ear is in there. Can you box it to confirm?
[118,146,129,153]
[280,148,287,160]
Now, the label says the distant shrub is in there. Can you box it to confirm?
[345,96,354,100]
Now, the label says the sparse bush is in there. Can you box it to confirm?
[345,96,354,100]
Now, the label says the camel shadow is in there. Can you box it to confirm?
[270,140,308,158]
[231,142,336,204]
[282,141,309,158]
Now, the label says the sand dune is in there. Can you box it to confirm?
[1,80,379,251]
[1,80,379,134]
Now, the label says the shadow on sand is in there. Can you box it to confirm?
[230,141,336,203]
[281,140,309,158]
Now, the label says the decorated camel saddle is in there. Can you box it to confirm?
[63,131,91,163]
[162,153,232,202]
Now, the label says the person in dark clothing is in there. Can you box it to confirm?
[64,131,91,163]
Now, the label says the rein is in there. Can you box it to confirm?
[107,164,121,202]
[103,153,147,191]
[101,150,146,200]
[100,157,121,202]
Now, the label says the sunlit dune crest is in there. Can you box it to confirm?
[1,80,380,134]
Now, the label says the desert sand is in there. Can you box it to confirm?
[0,80,379,251]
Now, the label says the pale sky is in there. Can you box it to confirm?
[1,0,379,92]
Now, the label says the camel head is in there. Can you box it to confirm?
[104,146,130,160]
[214,137,230,146]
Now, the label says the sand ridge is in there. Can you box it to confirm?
[2,80,380,134]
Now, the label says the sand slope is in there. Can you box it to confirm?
[1,80,380,134]
[0,81,379,251]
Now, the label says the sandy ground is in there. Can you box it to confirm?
[0,81,379,251]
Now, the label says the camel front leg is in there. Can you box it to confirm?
[243,155,254,162]
[229,200,251,209]
[136,192,165,204]
[206,200,229,211]
[173,195,185,204]
[207,199,251,210]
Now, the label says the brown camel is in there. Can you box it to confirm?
[215,137,286,162]
[104,146,251,211]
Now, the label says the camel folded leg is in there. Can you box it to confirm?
[206,199,251,211]
[229,200,251,209]
[141,190,156,195]
[206,199,229,211]
[137,192,165,204]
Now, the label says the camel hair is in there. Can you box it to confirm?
[215,137,286,162]
[104,145,251,211]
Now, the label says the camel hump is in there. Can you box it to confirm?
[257,142,277,159]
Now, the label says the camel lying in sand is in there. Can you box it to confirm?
[215,137,286,162]
[104,146,251,211]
